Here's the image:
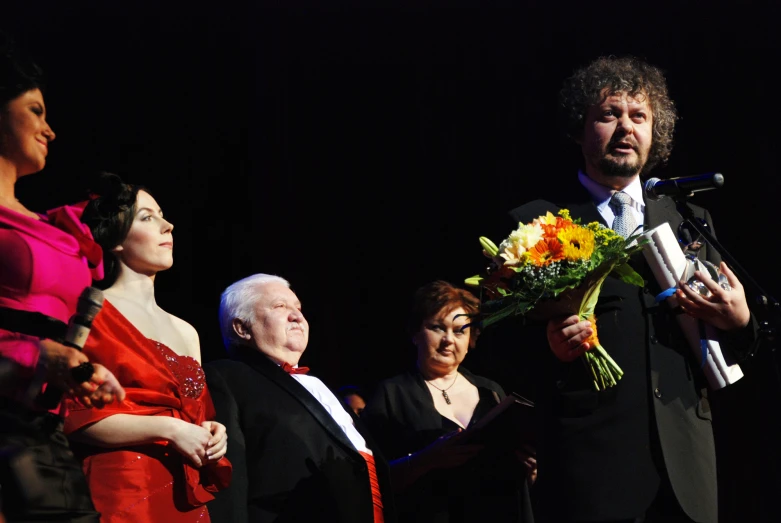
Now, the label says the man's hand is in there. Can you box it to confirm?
[546,315,593,362]
[676,262,751,331]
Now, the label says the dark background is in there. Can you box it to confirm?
[5,2,781,520]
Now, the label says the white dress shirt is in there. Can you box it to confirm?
[578,170,646,233]
[286,368,372,454]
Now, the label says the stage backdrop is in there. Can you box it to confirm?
[5,3,780,521]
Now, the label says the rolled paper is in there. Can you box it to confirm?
[641,222,743,390]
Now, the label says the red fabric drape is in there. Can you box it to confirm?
[64,300,231,511]
[359,450,385,523]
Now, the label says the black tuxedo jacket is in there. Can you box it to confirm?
[204,351,396,523]
[475,189,755,523]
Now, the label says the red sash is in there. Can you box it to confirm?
[359,450,385,523]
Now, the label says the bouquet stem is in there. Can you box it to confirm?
[578,273,624,391]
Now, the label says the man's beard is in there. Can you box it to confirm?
[598,152,645,178]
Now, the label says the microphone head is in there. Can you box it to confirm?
[76,286,105,322]
[712,172,725,188]
[643,177,662,200]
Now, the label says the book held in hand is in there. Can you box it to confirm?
[458,392,536,450]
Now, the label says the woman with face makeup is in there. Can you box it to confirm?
[362,280,536,523]
[63,173,232,522]
[0,35,125,522]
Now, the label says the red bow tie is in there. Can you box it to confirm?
[281,362,310,375]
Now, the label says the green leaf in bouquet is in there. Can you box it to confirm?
[549,279,582,295]
[464,275,484,287]
[480,307,516,329]
[479,299,533,329]
[578,271,610,319]
[565,265,591,282]
[479,236,499,257]
[590,250,607,267]
[627,235,650,248]
[612,262,645,287]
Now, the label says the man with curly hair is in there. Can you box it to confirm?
[482,55,755,523]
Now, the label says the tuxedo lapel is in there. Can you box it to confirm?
[509,190,603,227]
[557,185,604,226]
[243,352,360,453]
[644,194,682,232]
[568,200,604,226]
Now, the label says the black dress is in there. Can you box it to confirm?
[362,367,534,523]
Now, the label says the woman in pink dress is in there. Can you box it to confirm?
[64,173,231,522]
[0,35,125,522]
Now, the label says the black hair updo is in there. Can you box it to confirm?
[0,31,46,108]
[81,172,148,289]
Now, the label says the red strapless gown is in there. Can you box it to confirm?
[64,300,232,522]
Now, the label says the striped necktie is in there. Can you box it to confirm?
[610,191,638,238]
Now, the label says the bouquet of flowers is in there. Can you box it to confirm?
[465,209,648,391]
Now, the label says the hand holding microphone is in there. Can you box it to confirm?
[35,287,125,409]
[80,362,126,408]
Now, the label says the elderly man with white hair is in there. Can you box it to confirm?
[204,273,395,523]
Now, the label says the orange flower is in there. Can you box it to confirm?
[540,216,575,240]
[557,216,575,227]
[527,238,565,266]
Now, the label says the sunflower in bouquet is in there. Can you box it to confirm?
[465,209,647,391]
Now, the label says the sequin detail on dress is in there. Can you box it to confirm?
[155,342,206,399]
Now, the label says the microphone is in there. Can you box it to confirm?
[63,287,104,351]
[35,286,104,409]
[644,173,725,201]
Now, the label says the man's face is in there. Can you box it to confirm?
[345,394,366,416]
[579,90,653,187]
[248,281,309,365]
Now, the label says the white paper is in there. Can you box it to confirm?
[641,222,743,389]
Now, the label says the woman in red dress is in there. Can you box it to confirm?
[64,173,231,522]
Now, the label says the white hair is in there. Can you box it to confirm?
[218,273,291,351]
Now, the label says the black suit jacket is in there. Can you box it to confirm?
[475,189,755,523]
[204,351,396,523]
